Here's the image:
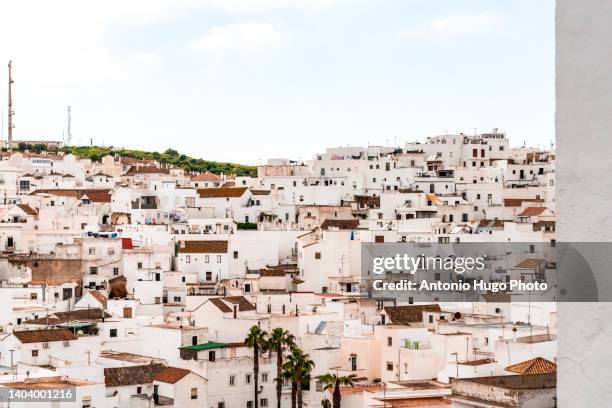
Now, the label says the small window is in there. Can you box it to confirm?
[233,251,239,259]
[30,293,37,300]
[219,402,225,408]
[205,255,210,263]
[262,373,269,382]
[386,362,393,371]
[32,349,39,357]
[110,328,118,338]
[191,388,198,399]
[217,255,222,263]
[186,255,191,263]
[260,399,269,408]
[245,374,252,384]
[387,337,392,347]
[230,375,236,386]
[247,401,254,408]
[314,252,321,260]
[88,248,95,255]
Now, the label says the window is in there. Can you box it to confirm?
[205,255,210,263]
[230,375,236,386]
[89,267,98,275]
[245,374,252,384]
[262,373,269,382]
[247,402,254,408]
[82,396,92,408]
[30,293,37,300]
[217,255,222,263]
[137,386,142,394]
[260,399,269,408]
[110,328,118,338]
[234,251,239,259]
[429,315,434,323]
[88,248,95,255]
[314,252,321,260]
[108,248,115,255]
[113,267,119,276]
[186,255,191,263]
[387,337,392,347]
[219,402,225,408]
[137,262,143,269]
[32,349,39,357]
[206,272,212,281]
[173,296,181,302]
[191,388,198,399]
[386,362,393,371]
[209,351,216,362]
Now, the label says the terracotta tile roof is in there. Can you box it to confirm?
[518,207,548,217]
[209,298,232,313]
[17,204,38,215]
[123,165,169,175]
[191,172,221,181]
[178,240,228,253]
[505,357,557,375]
[478,219,507,228]
[25,309,111,325]
[321,219,359,230]
[88,290,108,307]
[197,187,248,198]
[375,397,451,407]
[154,367,191,384]
[105,364,166,387]
[383,304,441,325]
[259,269,287,277]
[515,258,544,269]
[13,329,78,344]
[29,188,111,198]
[481,292,511,303]
[83,192,112,203]
[503,198,544,207]
[250,189,271,196]
[222,296,256,311]
[208,296,256,312]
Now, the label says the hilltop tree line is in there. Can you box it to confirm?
[7,144,256,177]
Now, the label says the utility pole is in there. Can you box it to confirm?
[7,60,15,151]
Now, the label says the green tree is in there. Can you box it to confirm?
[283,347,315,408]
[268,328,296,408]
[316,374,357,408]
[245,325,269,408]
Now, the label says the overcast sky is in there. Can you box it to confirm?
[0,0,553,165]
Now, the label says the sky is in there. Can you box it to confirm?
[0,0,554,165]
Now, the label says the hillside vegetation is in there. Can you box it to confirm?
[17,143,257,177]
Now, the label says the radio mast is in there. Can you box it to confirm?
[7,61,14,150]
[66,105,72,146]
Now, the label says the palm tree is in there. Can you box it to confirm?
[281,362,297,408]
[268,328,295,408]
[316,373,357,408]
[245,325,268,408]
[283,347,315,408]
